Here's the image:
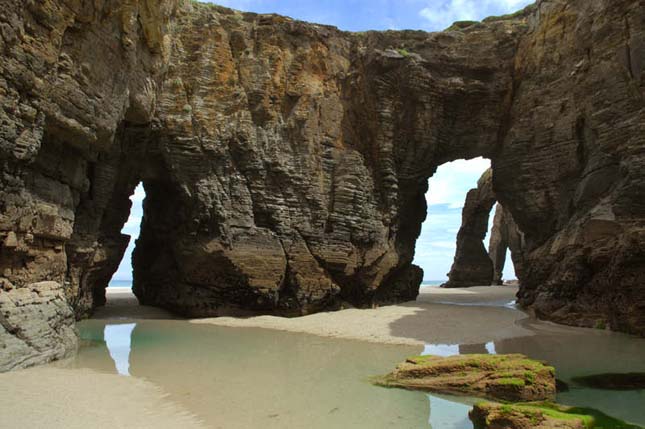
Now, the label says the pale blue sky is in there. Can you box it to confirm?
[208,0,533,32]
[113,0,529,282]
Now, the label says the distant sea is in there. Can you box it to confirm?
[421,280,444,288]
[108,280,132,288]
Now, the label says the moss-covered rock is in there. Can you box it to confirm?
[373,354,556,402]
[469,401,643,429]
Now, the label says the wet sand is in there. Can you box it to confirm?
[93,287,174,320]
[192,286,532,346]
[0,289,200,429]
[0,366,205,429]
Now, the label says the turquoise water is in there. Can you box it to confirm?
[63,313,645,428]
[73,319,473,428]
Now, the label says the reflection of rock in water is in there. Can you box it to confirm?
[427,394,474,429]
[422,344,460,357]
[459,343,489,354]
[104,323,136,376]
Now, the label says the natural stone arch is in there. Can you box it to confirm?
[1,0,644,372]
[439,169,527,288]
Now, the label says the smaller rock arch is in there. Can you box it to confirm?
[441,169,525,288]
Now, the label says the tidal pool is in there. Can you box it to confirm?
[60,314,645,429]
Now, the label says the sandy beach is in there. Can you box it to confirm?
[0,367,205,429]
[191,286,532,346]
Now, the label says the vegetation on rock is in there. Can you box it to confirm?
[469,401,644,429]
[373,354,556,402]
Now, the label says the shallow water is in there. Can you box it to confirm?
[63,311,645,428]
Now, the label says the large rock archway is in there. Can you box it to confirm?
[1,0,643,370]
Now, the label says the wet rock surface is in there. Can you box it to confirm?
[374,353,556,402]
[0,0,644,369]
[469,402,643,429]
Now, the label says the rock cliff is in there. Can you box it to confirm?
[0,0,643,370]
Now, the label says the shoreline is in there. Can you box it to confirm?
[190,286,534,346]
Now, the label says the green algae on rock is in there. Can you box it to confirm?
[469,401,644,429]
[373,354,556,402]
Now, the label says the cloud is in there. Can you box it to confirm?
[426,157,490,207]
[419,0,533,31]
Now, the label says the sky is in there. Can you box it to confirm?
[206,0,533,32]
[113,0,529,282]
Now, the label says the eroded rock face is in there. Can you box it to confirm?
[488,203,525,284]
[442,169,496,288]
[0,0,644,369]
[499,0,645,334]
[0,281,77,372]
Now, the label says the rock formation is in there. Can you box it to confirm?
[442,169,496,288]
[0,0,643,370]
[441,172,526,288]
[374,353,557,402]
[488,203,525,284]
[468,402,640,429]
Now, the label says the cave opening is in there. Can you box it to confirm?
[413,157,519,289]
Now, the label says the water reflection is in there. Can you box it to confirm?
[427,394,474,429]
[103,323,136,376]
[422,342,496,356]
[421,344,459,356]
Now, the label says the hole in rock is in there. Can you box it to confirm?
[413,158,517,289]
[106,183,144,302]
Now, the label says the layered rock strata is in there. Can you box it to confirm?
[442,169,496,288]
[0,0,644,369]
[488,203,525,284]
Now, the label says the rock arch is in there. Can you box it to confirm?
[1,0,643,370]
[440,169,526,288]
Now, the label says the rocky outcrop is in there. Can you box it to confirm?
[0,0,644,369]
[442,169,496,288]
[469,402,642,429]
[374,353,556,402]
[488,203,525,284]
[501,0,645,335]
[0,281,77,372]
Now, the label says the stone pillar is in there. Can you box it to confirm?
[441,169,496,288]
[488,204,525,284]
